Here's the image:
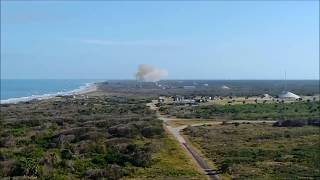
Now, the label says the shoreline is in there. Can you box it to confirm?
[0,82,98,104]
[74,83,97,95]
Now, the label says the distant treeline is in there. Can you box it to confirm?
[98,80,319,97]
[159,101,320,120]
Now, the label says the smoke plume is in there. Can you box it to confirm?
[135,64,168,82]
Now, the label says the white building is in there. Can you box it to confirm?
[278,91,300,99]
[221,85,230,90]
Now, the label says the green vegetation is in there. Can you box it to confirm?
[125,136,205,179]
[0,95,202,179]
[160,101,320,120]
[1,80,319,179]
[99,80,319,97]
[184,123,320,179]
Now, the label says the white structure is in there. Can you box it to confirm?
[263,94,270,98]
[262,94,272,99]
[278,91,300,99]
[158,96,165,103]
[221,85,230,90]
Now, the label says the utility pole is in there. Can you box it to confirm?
[283,71,287,120]
[284,71,287,91]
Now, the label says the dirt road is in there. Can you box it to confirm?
[147,101,277,180]
[148,101,220,180]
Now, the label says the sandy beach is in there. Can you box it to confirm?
[0,82,98,104]
[74,83,98,95]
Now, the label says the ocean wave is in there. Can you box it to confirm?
[0,82,97,104]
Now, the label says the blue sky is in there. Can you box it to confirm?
[1,1,319,80]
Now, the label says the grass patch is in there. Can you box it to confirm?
[184,124,320,179]
[124,135,206,179]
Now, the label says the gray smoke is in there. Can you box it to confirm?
[135,64,168,82]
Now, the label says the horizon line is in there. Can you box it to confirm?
[1,78,319,81]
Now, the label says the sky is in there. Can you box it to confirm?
[1,1,319,80]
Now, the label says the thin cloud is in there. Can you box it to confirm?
[2,12,63,24]
[81,39,179,46]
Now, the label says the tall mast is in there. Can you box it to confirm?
[284,71,287,91]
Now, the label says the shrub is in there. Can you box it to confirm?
[141,126,163,137]
[61,149,73,160]
[273,120,306,127]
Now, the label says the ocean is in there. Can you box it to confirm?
[0,79,99,103]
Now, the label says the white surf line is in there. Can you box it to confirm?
[1,82,97,104]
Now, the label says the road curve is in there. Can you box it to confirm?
[147,101,277,180]
[148,102,220,180]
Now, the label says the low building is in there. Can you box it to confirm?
[180,99,196,104]
[172,96,184,102]
[195,96,212,103]
[183,86,196,89]
[172,95,196,105]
